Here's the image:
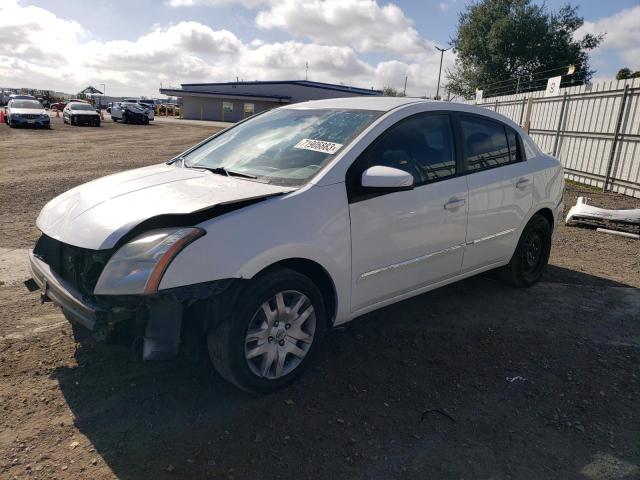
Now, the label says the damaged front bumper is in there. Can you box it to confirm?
[28,249,238,361]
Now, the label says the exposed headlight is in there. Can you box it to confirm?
[94,227,205,295]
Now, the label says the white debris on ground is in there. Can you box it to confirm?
[565,197,640,236]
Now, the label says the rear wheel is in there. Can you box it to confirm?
[499,214,552,287]
[208,268,326,393]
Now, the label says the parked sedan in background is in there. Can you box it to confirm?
[50,101,67,112]
[111,101,153,124]
[6,99,50,128]
[29,97,564,393]
[63,102,101,126]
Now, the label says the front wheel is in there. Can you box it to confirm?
[208,268,326,393]
[499,214,552,287]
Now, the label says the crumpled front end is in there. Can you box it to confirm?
[28,233,239,360]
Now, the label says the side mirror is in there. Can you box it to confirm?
[361,166,414,192]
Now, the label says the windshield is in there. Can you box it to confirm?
[70,103,94,111]
[181,108,380,186]
[10,100,42,109]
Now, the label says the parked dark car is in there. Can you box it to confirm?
[50,101,67,112]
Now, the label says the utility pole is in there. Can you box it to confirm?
[305,62,309,81]
[403,75,407,96]
[435,46,451,100]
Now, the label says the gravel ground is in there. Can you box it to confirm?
[0,116,638,480]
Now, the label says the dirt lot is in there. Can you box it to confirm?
[0,116,639,480]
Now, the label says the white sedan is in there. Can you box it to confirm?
[28,97,564,393]
[63,102,101,127]
[6,99,50,128]
[110,101,154,124]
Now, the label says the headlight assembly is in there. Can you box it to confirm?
[94,227,205,295]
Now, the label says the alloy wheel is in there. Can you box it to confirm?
[244,290,316,380]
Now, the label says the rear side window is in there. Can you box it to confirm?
[358,113,456,185]
[460,115,518,172]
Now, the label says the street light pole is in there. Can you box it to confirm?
[100,83,106,109]
[435,46,451,100]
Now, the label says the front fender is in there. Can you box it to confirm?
[158,183,352,322]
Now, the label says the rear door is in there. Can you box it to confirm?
[456,113,533,271]
[348,112,468,312]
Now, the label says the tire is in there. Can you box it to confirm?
[208,268,326,394]
[499,214,552,287]
[112,117,118,122]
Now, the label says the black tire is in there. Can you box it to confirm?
[112,117,118,122]
[499,214,552,287]
[208,268,326,394]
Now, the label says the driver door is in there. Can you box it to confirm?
[348,112,468,312]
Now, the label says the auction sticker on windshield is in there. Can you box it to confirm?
[294,138,343,154]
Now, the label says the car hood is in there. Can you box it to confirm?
[68,109,99,116]
[9,108,46,115]
[37,164,295,250]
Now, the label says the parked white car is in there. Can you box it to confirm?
[6,98,50,128]
[63,102,101,127]
[111,101,154,124]
[28,97,564,393]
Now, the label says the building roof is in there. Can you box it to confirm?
[159,88,291,103]
[176,80,382,96]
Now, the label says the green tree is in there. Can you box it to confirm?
[447,1,604,98]
[382,86,404,97]
[616,68,632,80]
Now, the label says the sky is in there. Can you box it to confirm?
[1,0,638,98]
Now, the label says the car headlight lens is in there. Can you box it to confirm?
[94,227,205,295]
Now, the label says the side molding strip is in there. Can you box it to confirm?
[357,228,516,283]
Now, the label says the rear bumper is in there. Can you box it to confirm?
[28,249,98,330]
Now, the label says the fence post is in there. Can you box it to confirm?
[523,97,533,133]
[552,92,569,157]
[603,84,630,192]
[494,99,499,111]
[518,97,526,126]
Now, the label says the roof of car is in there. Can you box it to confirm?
[284,96,425,112]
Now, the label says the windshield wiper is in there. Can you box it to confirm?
[188,165,258,179]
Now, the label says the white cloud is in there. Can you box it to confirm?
[0,0,452,97]
[167,0,264,7]
[577,5,640,70]
[256,0,427,54]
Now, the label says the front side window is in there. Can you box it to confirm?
[460,115,516,172]
[357,113,456,185]
[181,108,380,186]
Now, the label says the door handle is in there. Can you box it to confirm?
[516,178,531,189]
[444,198,466,210]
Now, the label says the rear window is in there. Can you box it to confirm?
[460,115,518,172]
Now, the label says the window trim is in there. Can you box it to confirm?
[346,110,462,203]
[453,112,525,174]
